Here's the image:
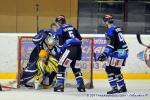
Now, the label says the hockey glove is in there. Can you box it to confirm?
[98,53,107,61]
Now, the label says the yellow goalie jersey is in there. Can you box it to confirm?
[34,49,58,89]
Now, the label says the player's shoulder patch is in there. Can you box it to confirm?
[115,27,122,32]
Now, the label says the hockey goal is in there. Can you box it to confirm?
[18,36,94,89]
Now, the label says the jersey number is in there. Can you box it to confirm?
[118,32,125,42]
[68,31,75,38]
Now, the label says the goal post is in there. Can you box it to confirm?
[17,36,94,89]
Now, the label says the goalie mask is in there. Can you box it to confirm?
[45,34,57,49]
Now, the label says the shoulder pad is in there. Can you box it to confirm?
[106,28,114,36]
[62,24,69,27]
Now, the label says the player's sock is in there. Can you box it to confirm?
[107,73,117,89]
[115,74,127,93]
[20,60,38,85]
[106,73,119,94]
[75,72,86,92]
[105,66,119,94]
[54,72,65,92]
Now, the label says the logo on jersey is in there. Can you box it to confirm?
[145,47,150,68]
[137,45,150,68]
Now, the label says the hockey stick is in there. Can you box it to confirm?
[0,84,17,91]
[136,34,150,48]
[0,80,18,89]
[1,85,16,89]
[93,52,98,61]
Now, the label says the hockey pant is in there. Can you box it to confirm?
[56,46,84,87]
[105,49,128,89]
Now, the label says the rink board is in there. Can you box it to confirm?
[0,34,150,82]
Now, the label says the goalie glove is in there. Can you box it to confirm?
[98,53,107,61]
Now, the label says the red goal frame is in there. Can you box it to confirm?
[18,36,94,89]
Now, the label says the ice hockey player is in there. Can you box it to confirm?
[97,14,128,94]
[54,15,86,92]
[34,36,58,89]
[20,23,60,86]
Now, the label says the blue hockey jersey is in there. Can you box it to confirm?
[103,24,128,57]
[56,24,82,51]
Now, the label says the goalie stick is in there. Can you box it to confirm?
[136,34,150,48]
[93,52,98,61]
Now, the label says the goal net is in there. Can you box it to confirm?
[18,36,94,89]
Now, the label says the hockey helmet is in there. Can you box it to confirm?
[55,15,66,24]
[45,35,57,49]
[103,14,113,24]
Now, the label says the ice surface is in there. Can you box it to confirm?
[0,80,150,100]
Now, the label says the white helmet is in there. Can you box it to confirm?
[45,35,57,49]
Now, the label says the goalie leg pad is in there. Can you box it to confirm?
[20,59,38,85]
